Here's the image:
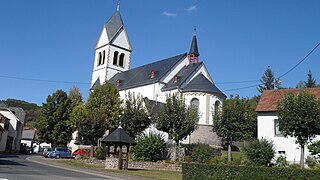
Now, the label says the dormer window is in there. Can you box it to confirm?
[173,75,178,83]
[116,79,121,87]
[150,70,155,78]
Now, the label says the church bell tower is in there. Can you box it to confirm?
[90,2,132,90]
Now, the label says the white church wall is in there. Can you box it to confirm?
[112,29,131,50]
[96,26,109,48]
[257,112,320,163]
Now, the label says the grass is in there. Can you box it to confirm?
[57,159,182,180]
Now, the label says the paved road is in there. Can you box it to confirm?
[0,154,142,180]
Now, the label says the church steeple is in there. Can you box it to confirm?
[188,28,200,63]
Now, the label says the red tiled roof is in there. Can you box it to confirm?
[255,88,320,112]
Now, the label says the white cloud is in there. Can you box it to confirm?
[162,11,177,17]
[186,5,197,12]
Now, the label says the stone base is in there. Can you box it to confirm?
[189,124,221,145]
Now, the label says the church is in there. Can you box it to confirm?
[90,6,226,145]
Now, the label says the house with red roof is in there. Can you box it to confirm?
[256,88,320,163]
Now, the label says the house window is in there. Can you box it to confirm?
[274,119,283,136]
[191,98,199,112]
[113,51,119,65]
[119,53,125,67]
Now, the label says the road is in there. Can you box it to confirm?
[0,154,141,180]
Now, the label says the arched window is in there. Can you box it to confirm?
[102,50,106,65]
[191,98,199,112]
[113,51,119,65]
[119,53,125,67]
[214,101,221,115]
[98,52,102,66]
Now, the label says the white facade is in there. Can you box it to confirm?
[0,108,23,152]
[258,112,320,163]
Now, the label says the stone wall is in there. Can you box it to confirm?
[83,158,182,171]
[190,124,221,145]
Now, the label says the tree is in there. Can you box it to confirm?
[121,92,151,138]
[213,95,257,161]
[68,86,83,109]
[72,82,122,145]
[304,70,317,88]
[35,90,73,147]
[68,86,83,131]
[155,93,199,145]
[277,92,320,169]
[257,66,276,94]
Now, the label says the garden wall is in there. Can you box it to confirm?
[182,163,320,180]
[83,158,182,171]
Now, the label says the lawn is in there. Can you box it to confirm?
[57,159,182,180]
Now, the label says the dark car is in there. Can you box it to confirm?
[25,146,33,154]
[48,147,72,159]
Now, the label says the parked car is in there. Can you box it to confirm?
[48,147,72,159]
[25,146,33,154]
[72,149,95,158]
[42,147,51,158]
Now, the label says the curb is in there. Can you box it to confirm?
[26,156,129,180]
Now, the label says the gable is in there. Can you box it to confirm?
[256,88,320,112]
[96,26,109,48]
[111,28,132,50]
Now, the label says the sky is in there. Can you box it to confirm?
[0,0,320,106]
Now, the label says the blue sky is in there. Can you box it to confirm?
[1,0,319,105]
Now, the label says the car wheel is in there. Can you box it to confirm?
[55,154,60,159]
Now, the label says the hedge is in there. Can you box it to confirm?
[182,163,320,180]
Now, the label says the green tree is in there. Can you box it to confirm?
[121,92,151,138]
[155,93,199,144]
[244,139,275,166]
[35,90,73,147]
[304,70,317,88]
[73,82,122,145]
[257,66,275,94]
[213,95,257,161]
[277,92,320,169]
[68,86,83,109]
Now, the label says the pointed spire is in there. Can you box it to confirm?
[188,28,200,63]
[117,0,120,11]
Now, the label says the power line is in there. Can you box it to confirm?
[215,79,260,85]
[278,42,320,79]
[0,75,90,85]
[222,84,262,93]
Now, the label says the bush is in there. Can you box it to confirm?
[182,163,320,180]
[276,155,288,167]
[131,132,166,162]
[306,156,318,169]
[190,143,215,163]
[96,146,106,160]
[308,140,320,159]
[244,139,275,166]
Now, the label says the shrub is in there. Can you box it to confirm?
[244,139,275,166]
[308,140,320,159]
[131,132,166,162]
[96,146,106,160]
[190,143,215,163]
[182,163,320,180]
[306,156,318,169]
[276,155,288,167]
